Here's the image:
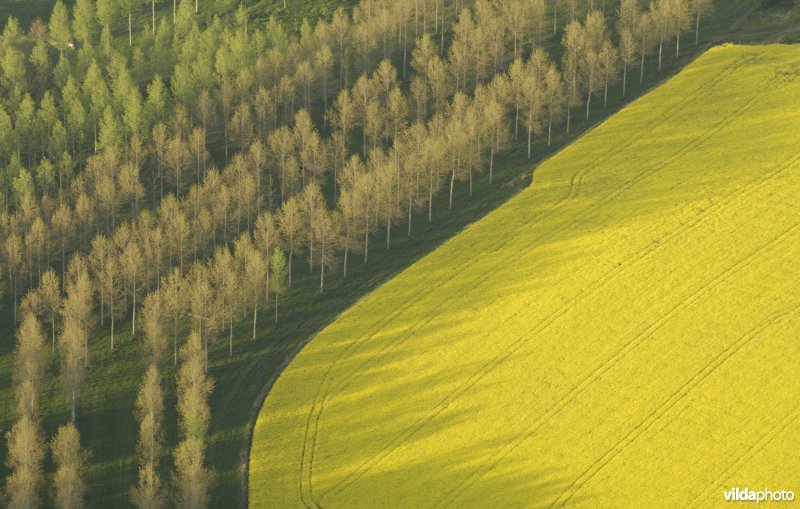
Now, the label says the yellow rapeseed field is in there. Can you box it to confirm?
[249,44,800,508]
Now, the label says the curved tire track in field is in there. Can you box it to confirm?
[434,144,800,509]
[297,55,748,508]
[688,406,800,507]
[533,56,743,224]
[311,65,775,504]
[313,68,782,504]
[549,311,800,507]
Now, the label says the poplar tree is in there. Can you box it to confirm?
[253,210,277,296]
[51,203,74,281]
[131,364,165,509]
[63,254,93,370]
[636,10,655,83]
[277,197,303,287]
[598,40,619,109]
[267,127,296,205]
[582,10,606,120]
[165,136,190,196]
[4,414,45,509]
[311,207,340,293]
[5,312,46,509]
[269,248,288,324]
[618,27,636,97]
[328,89,355,185]
[212,245,239,356]
[561,20,584,133]
[690,0,714,45]
[141,292,167,362]
[59,316,86,424]
[5,232,23,323]
[37,269,62,351]
[651,0,669,72]
[73,0,96,45]
[160,268,184,365]
[242,239,266,339]
[49,1,73,57]
[121,238,142,334]
[52,423,85,509]
[173,330,213,509]
[13,311,47,421]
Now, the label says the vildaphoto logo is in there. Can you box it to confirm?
[723,487,796,503]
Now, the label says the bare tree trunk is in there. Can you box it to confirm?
[252,299,257,340]
[320,248,325,293]
[696,12,701,45]
[553,1,557,35]
[343,242,348,278]
[623,64,627,97]
[152,0,156,34]
[408,196,413,236]
[640,48,645,83]
[586,86,592,119]
[449,169,455,209]
[288,250,293,286]
[275,293,279,323]
[363,216,369,264]
[489,146,495,182]
[173,314,178,365]
[203,325,208,373]
[131,281,136,335]
[110,302,115,351]
[566,105,571,133]
[428,187,433,222]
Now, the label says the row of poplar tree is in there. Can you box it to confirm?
[7,307,213,508]
[1,0,715,506]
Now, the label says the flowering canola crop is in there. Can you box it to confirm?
[249,44,800,508]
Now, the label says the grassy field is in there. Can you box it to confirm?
[250,44,800,508]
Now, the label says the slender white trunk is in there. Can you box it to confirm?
[252,299,257,340]
[695,13,701,45]
[131,281,136,335]
[449,169,455,209]
[623,64,628,97]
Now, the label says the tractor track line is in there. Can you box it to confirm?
[299,56,747,507]
[550,311,800,507]
[313,69,780,503]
